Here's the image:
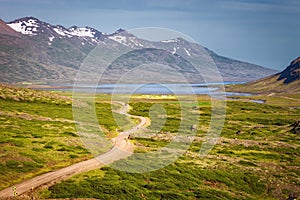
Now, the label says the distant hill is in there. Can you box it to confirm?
[0,16,277,84]
[228,57,300,94]
[0,83,70,103]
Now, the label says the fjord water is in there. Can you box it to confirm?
[50,82,250,96]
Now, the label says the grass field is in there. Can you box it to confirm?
[0,84,299,199]
[43,95,299,199]
[0,85,132,191]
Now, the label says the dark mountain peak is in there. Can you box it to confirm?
[114,28,127,34]
[7,17,104,40]
[228,57,300,94]
[55,24,67,29]
[107,28,144,48]
[278,56,300,84]
[8,16,41,24]
[68,25,96,30]
[69,25,79,30]
[7,16,50,36]
[110,28,135,37]
[291,57,300,65]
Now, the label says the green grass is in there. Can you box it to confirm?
[0,111,91,189]
[0,85,132,190]
[43,95,300,199]
[96,102,136,134]
[45,161,265,199]
[1,85,299,199]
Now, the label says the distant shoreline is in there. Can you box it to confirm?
[22,82,252,96]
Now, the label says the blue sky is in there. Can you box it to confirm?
[0,0,299,70]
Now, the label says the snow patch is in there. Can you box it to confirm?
[161,39,179,43]
[183,48,191,56]
[109,35,127,44]
[172,47,176,54]
[49,36,55,42]
[54,26,99,39]
[129,37,143,47]
[53,27,72,38]
[172,47,179,55]
[53,27,67,36]
[69,27,95,37]
[109,35,143,48]
[8,19,40,35]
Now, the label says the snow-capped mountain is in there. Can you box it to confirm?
[51,25,105,40]
[7,17,105,45]
[155,37,194,57]
[7,18,149,48]
[108,29,145,48]
[5,17,199,54]
[68,26,105,39]
[7,17,41,35]
[0,16,277,83]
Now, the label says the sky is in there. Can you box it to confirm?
[0,0,299,70]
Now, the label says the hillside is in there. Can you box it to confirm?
[0,17,277,84]
[0,83,71,103]
[0,19,20,37]
[228,57,300,94]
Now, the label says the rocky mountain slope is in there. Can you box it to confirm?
[228,57,300,94]
[0,17,277,84]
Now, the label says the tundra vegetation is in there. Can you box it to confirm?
[0,84,299,199]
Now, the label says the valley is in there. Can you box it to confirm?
[0,84,299,199]
[0,13,299,200]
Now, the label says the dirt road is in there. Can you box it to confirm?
[0,101,150,198]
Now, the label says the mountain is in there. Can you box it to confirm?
[228,57,300,94]
[277,57,300,84]
[0,17,277,84]
[0,19,20,37]
[7,17,105,40]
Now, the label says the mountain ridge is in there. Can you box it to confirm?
[227,57,300,94]
[277,57,300,84]
[0,16,277,84]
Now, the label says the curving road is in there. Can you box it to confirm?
[0,102,150,198]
